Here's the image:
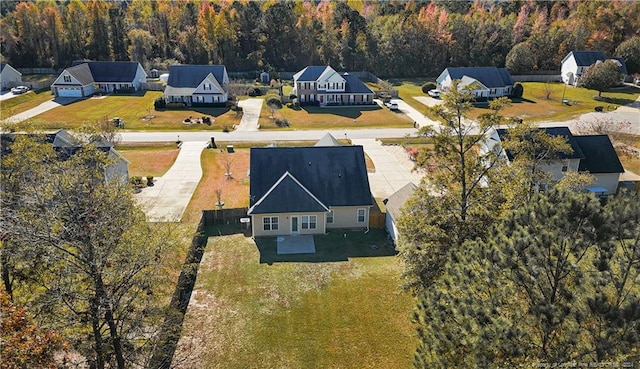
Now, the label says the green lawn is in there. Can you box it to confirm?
[175,230,416,369]
[22,91,242,131]
[0,89,55,119]
[259,100,413,130]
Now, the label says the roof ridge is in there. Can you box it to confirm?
[248,171,329,214]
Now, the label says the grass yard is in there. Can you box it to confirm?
[182,148,250,224]
[259,100,413,130]
[0,89,55,119]
[116,143,180,178]
[468,82,640,122]
[172,230,416,369]
[23,91,242,131]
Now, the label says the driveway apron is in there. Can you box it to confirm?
[352,138,423,199]
[135,141,207,222]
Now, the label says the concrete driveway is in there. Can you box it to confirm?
[384,98,441,129]
[2,96,79,123]
[352,138,423,199]
[235,98,262,131]
[135,141,208,222]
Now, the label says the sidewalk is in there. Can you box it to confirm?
[135,141,208,222]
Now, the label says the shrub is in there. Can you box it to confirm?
[225,100,236,108]
[266,95,282,108]
[289,93,297,100]
[422,83,436,93]
[512,82,524,98]
[222,125,231,132]
[275,118,290,127]
[154,97,166,109]
[130,176,144,188]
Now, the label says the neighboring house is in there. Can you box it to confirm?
[1,129,129,184]
[436,67,514,98]
[292,66,374,106]
[164,64,229,106]
[248,145,373,237]
[561,51,628,86]
[496,127,624,195]
[314,132,341,147]
[0,63,22,90]
[51,61,147,97]
[384,182,417,244]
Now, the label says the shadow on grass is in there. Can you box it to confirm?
[596,96,637,106]
[301,105,382,119]
[509,97,536,104]
[256,229,396,264]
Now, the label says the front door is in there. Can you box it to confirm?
[291,216,299,235]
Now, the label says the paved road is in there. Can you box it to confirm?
[235,98,262,131]
[120,127,419,143]
[352,139,423,199]
[134,141,208,222]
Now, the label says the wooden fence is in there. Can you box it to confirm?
[369,212,385,229]
[203,207,249,226]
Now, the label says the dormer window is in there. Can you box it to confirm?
[204,83,211,91]
[64,75,71,83]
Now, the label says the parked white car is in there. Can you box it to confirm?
[11,85,29,94]
[428,89,440,98]
[386,102,398,110]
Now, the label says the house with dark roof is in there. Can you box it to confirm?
[561,51,628,86]
[292,66,374,106]
[436,67,514,98]
[51,61,147,97]
[1,129,129,184]
[164,64,229,106]
[248,146,373,236]
[495,127,624,195]
[384,182,417,243]
[0,63,22,90]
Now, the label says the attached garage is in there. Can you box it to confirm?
[55,87,84,98]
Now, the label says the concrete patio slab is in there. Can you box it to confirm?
[277,235,316,254]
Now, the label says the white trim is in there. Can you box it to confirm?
[248,171,329,214]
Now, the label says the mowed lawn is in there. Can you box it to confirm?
[0,89,55,119]
[28,91,242,131]
[116,143,180,178]
[259,100,414,130]
[173,231,416,369]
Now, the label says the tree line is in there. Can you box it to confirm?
[1,0,639,77]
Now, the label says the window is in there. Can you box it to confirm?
[63,75,71,83]
[263,216,279,231]
[357,208,366,223]
[302,215,317,230]
[561,159,570,172]
[327,210,334,224]
[204,83,211,90]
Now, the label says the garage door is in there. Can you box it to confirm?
[56,87,82,97]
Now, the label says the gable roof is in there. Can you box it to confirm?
[496,127,585,160]
[63,63,95,85]
[0,63,21,75]
[294,66,330,82]
[249,146,373,214]
[72,61,144,83]
[564,51,606,66]
[166,65,227,88]
[610,57,628,75]
[343,73,374,94]
[574,135,624,174]
[248,171,329,214]
[315,133,341,147]
[385,182,417,220]
[165,65,227,96]
[438,67,514,89]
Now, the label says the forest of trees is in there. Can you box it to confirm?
[1,0,639,77]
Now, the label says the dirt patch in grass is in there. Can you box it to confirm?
[182,148,250,224]
[117,144,179,177]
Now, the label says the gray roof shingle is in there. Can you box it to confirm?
[438,67,514,88]
[249,146,373,214]
[385,182,417,220]
[568,51,606,66]
[496,127,585,160]
[295,66,329,82]
[72,61,143,83]
[167,65,227,88]
[574,135,624,174]
[343,73,374,94]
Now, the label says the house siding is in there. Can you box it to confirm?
[589,173,620,195]
[252,212,326,237]
[385,213,399,243]
[539,159,581,181]
[328,206,370,229]
[1,65,22,89]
